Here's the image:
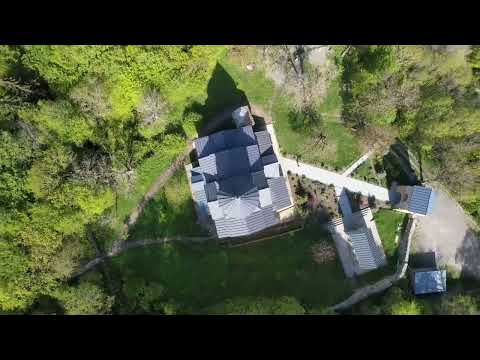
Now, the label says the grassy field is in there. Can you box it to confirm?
[374,209,407,259]
[127,170,206,241]
[219,52,361,170]
[105,143,187,244]
[110,222,355,312]
[100,48,370,313]
[271,78,361,170]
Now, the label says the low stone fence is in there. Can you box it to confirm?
[220,219,304,248]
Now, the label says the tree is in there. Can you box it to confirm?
[54,282,114,315]
[439,294,478,315]
[69,75,112,119]
[204,296,306,315]
[181,111,202,139]
[382,287,423,315]
[0,240,36,312]
[19,100,94,146]
[136,88,169,137]
[122,276,166,313]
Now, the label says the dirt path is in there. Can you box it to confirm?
[72,235,213,279]
[123,143,193,232]
[108,142,194,255]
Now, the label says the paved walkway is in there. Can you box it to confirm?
[281,157,390,202]
[342,150,373,177]
[413,187,480,279]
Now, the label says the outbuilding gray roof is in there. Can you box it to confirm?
[409,186,436,215]
[190,125,292,238]
[348,227,386,271]
[413,269,447,295]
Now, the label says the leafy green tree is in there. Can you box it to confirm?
[21,45,110,94]
[54,282,114,315]
[0,131,32,208]
[205,296,306,315]
[19,100,94,146]
[122,276,166,313]
[0,240,36,312]
[382,287,423,315]
[439,294,478,315]
[181,111,201,139]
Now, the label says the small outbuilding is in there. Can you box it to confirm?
[411,268,447,295]
[389,183,436,216]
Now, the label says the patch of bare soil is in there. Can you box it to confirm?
[288,172,341,222]
[311,242,337,264]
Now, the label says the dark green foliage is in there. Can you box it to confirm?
[0,45,225,313]
[341,45,480,223]
[438,294,479,315]
[204,296,306,315]
[53,281,114,315]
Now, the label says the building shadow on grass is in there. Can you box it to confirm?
[183,62,249,137]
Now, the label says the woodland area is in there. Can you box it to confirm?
[0,45,479,315]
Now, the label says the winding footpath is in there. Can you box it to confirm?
[72,235,213,279]
[72,105,246,279]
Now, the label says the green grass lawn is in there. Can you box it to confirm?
[272,79,360,170]
[127,170,206,241]
[110,222,355,312]
[219,53,361,170]
[350,159,386,187]
[350,210,407,286]
[374,209,407,259]
[105,144,188,245]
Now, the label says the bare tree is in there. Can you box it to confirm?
[136,88,168,127]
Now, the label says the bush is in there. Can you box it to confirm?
[204,296,306,315]
[182,111,202,139]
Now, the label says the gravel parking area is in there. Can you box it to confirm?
[413,189,480,279]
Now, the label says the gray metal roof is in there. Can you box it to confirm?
[192,189,209,220]
[190,124,291,238]
[268,177,292,210]
[414,269,446,295]
[254,130,273,155]
[194,126,256,158]
[205,182,218,202]
[214,205,279,238]
[264,162,280,178]
[246,144,262,172]
[251,170,268,189]
[348,227,386,271]
[409,186,435,215]
[261,153,278,166]
[208,200,223,220]
[259,188,273,207]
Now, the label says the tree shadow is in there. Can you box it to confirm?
[287,106,323,133]
[183,62,249,137]
[454,228,480,282]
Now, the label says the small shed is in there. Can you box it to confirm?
[411,268,447,295]
[389,183,436,216]
[232,106,254,128]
